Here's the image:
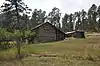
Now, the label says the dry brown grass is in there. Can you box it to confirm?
[0,33,100,66]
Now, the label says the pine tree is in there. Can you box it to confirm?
[0,0,31,59]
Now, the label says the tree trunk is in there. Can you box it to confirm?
[16,39,21,59]
[15,3,21,59]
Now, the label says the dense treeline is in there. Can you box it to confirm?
[62,4,100,32]
[0,3,100,32]
[0,7,61,30]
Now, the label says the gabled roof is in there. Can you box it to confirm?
[31,22,46,30]
[31,22,65,34]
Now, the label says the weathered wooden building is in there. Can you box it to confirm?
[31,22,65,42]
[75,30,85,38]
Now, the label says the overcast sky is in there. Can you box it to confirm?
[0,0,100,15]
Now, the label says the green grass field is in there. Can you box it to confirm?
[0,33,100,66]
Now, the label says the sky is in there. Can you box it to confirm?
[0,0,100,16]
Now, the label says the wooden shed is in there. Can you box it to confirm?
[75,30,85,38]
[31,22,65,43]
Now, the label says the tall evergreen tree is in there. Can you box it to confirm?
[81,9,87,30]
[30,9,46,28]
[69,13,73,31]
[48,7,61,28]
[88,4,98,32]
[0,0,31,59]
[62,13,69,32]
[75,12,81,30]
[0,0,31,29]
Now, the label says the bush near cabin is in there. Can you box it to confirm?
[0,28,36,50]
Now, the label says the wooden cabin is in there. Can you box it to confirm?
[31,22,65,43]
